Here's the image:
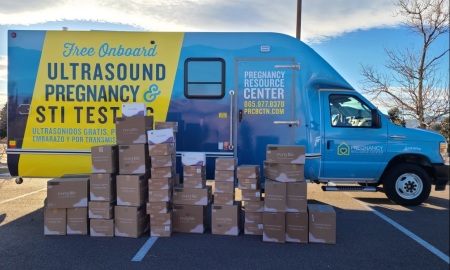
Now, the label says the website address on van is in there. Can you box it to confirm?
[244,108,285,115]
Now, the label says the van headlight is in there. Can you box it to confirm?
[440,142,449,165]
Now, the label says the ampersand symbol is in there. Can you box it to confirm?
[144,84,161,102]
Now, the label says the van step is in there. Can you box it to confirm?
[321,185,377,192]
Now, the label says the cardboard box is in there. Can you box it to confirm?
[211,203,241,236]
[172,205,205,234]
[214,170,235,182]
[148,143,175,156]
[238,178,260,190]
[264,179,287,212]
[214,193,234,205]
[89,201,115,219]
[146,201,172,215]
[148,189,172,202]
[244,211,263,224]
[183,177,206,189]
[44,208,66,235]
[114,205,149,238]
[214,181,235,194]
[115,116,153,144]
[90,219,114,237]
[118,144,150,175]
[150,154,176,168]
[46,177,89,208]
[181,152,206,166]
[241,189,262,201]
[122,103,146,117]
[91,145,118,174]
[183,166,205,177]
[286,212,308,243]
[308,204,336,244]
[266,145,306,164]
[148,177,173,190]
[237,165,260,179]
[173,185,212,205]
[151,166,176,178]
[287,182,307,213]
[90,173,116,202]
[150,212,172,226]
[147,128,175,145]
[263,161,304,182]
[244,223,263,235]
[67,207,89,235]
[243,200,264,212]
[215,158,237,171]
[116,174,149,206]
[263,212,286,243]
[155,121,178,133]
[150,225,172,237]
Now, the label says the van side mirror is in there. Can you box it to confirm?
[371,109,381,128]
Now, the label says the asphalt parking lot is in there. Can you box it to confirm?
[0,172,448,270]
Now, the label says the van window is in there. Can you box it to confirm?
[329,95,372,127]
[184,58,225,99]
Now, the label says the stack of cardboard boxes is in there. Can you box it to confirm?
[146,123,178,237]
[211,158,240,236]
[238,165,263,236]
[172,153,212,233]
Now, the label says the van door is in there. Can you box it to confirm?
[321,91,387,180]
[235,59,296,170]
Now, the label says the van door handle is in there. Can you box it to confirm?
[327,140,332,149]
[239,110,243,122]
[273,120,300,126]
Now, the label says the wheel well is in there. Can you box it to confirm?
[380,154,434,183]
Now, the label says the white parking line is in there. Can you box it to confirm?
[131,236,158,262]
[0,188,47,204]
[356,199,450,264]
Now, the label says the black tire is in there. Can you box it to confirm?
[383,164,431,206]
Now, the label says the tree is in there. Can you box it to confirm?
[387,107,404,126]
[430,116,449,140]
[0,103,6,139]
[360,0,449,129]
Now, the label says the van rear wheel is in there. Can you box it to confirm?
[383,164,431,206]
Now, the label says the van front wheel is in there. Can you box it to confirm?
[383,164,431,206]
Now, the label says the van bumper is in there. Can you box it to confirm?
[433,163,449,191]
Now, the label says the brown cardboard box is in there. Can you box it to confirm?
[214,193,234,205]
[287,182,307,213]
[150,212,172,226]
[243,200,264,212]
[263,212,286,243]
[118,144,150,175]
[214,181,235,194]
[265,145,306,164]
[244,222,263,235]
[67,207,89,235]
[211,203,241,236]
[264,179,287,212]
[173,185,212,205]
[183,177,206,189]
[150,225,172,237]
[44,208,66,235]
[90,219,114,237]
[173,204,206,233]
[183,166,206,177]
[244,211,263,224]
[214,170,235,182]
[215,158,237,171]
[150,166,176,178]
[89,201,115,219]
[241,189,262,201]
[146,201,172,214]
[148,177,173,190]
[47,177,89,208]
[115,116,153,144]
[150,154,176,168]
[90,173,116,202]
[238,178,260,190]
[148,143,175,156]
[237,165,260,179]
[308,204,336,244]
[114,205,149,238]
[286,212,308,243]
[155,121,178,132]
[148,189,172,202]
[116,174,149,206]
[263,161,304,182]
[91,145,118,174]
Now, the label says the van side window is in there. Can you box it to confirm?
[329,95,372,127]
[184,58,225,99]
